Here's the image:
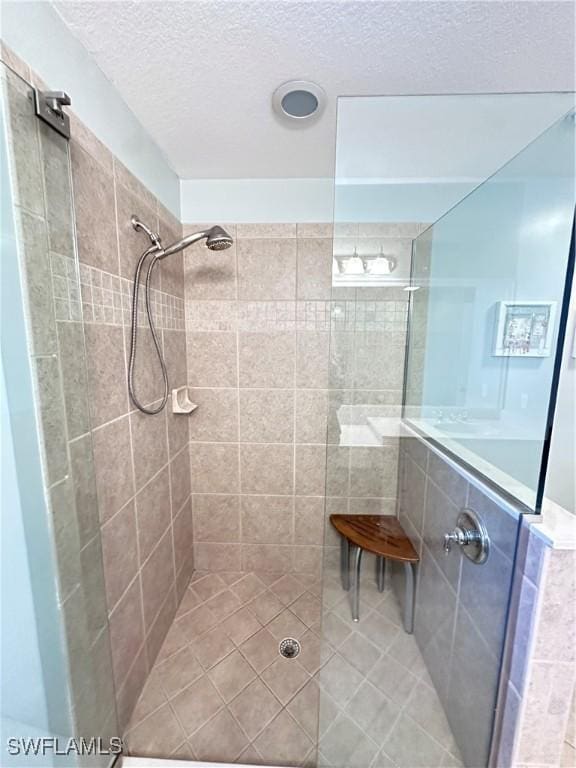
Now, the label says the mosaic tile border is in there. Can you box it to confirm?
[185,299,409,333]
[50,253,185,330]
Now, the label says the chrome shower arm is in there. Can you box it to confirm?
[159,230,209,259]
[131,215,162,248]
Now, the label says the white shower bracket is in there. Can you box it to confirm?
[171,386,198,414]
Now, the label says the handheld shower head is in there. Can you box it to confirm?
[206,226,234,251]
[160,225,233,258]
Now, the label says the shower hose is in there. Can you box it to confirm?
[128,244,169,415]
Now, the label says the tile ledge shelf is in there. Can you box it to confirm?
[400,422,576,549]
[532,498,576,550]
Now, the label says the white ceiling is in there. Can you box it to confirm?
[53,1,575,180]
[335,94,576,181]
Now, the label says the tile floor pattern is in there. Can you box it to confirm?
[126,569,463,767]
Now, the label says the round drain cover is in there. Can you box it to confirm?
[279,637,301,659]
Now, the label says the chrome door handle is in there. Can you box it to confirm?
[443,508,490,564]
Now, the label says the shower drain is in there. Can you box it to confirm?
[279,637,301,659]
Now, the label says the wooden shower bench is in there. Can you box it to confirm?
[329,514,419,633]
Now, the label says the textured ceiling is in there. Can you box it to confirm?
[53,1,575,179]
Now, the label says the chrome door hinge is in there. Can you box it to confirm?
[33,90,71,139]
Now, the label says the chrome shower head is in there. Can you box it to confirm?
[159,225,233,258]
[205,226,233,251]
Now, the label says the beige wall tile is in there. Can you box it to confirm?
[186,300,237,332]
[18,210,57,356]
[92,416,135,523]
[71,142,118,274]
[241,495,294,543]
[170,445,192,513]
[294,497,324,545]
[69,434,100,547]
[238,331,295,388]
[297,238,333,300]
[173,498,194,578]
[193,494,240,542]
[237,238,296,300]
[116,645,148,731]
[101,501,138,611]
[190,443,240,494]
[130,409,168,492]
[242,544,293,573]
[293,545,322,574]
[239,389,294,443]
[295,444,327,496]
[141,530,176,633]
[1,42,31,81]
[354,332,405,390]
[295,390,329,444]
[184,238,237,300]
[146,587,178,669]
[158,215,184,298]
[194,542,242,571]
[189,388,239,442]
[297,223,333,238]
[533,549,576,663]
[33,356,69,485]
[108,576,145,689]
[167,408,189,458]
[240,443,294,495]
[135,467,171,563]
[57,321,91,440]
[163,330,187,388]
[4,72,45,217]
[125,326,166,411]
[349,444,398,498]
[115,179,159,283]
[326,446,350,498]
[69,116,113,175]
[328,331,356,389]
[160,246,185,299]
[113,158,157,212]
[85,324,128,427]
[236,223,296,239]
[296,331,330,389]
[187,332,238,387]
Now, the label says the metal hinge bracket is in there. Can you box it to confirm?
[33,90,71,139]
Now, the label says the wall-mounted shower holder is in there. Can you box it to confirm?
[172,387,198,415]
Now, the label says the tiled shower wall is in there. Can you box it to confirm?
[395,431,520,766]
[68,115,193,728]
[183,223,421,576]
[496,519,576,768]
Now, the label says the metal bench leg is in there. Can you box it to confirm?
[351,545,363,622]
[376,556,386,592]
[403,561,416,634]
[340,536,351,591]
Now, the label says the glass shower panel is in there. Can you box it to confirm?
[1,60,118,765]
[405,109,576,511]
[319,93,574,768]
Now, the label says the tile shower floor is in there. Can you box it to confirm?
[126,570,463,768]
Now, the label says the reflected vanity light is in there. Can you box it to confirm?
[404,286,420,292]
[334,246,397,275]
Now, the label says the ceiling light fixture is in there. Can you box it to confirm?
[272,81,326,124]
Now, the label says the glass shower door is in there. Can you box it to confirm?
[318,95,575,768]
[1,58,119,766]
[406,109,576,511]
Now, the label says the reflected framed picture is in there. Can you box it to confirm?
[494,301,557,357]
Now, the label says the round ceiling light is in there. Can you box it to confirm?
[272,81,326,124]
